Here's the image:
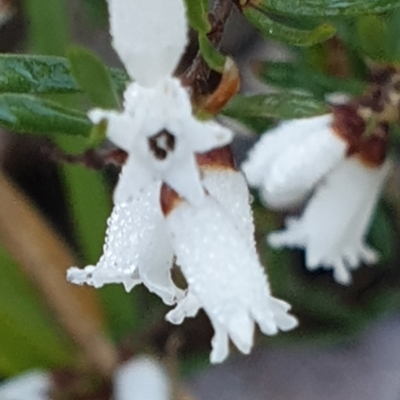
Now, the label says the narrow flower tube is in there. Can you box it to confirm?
[268,157,391,284]
[198,147,255,251]
[242,114,349,209]
[108,0,187,86]
[164,190,297,363]
[67,181,181,305]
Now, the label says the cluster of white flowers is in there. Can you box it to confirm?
[243,113,390,284]
[67,0,297,363]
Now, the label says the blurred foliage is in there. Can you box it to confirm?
[0,0,398,383]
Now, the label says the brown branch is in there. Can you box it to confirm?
[179,0,234,91]
[40,143,128,170]
[0,171,118,377]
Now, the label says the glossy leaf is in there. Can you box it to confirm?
[355,9,400,62]
[185,0,210,33]
[0,55,78,94]
[261,61,366,97]
[244,8,335,46]
[0,55,129,95]
[254,0,400,17]
[0,94,92,136]
[223,92,329,120]
[67,45,120,109]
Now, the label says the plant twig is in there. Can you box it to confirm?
[0,171,118,377]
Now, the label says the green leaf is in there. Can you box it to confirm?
[354,9,400,62]
[184,0,211,33]
[22,0,69,55]
[368,203,396,263]
[0,55,79,94]
[254,0,400,17]
[198,33,226,72]
[244,8,336,46]
[0,55,129,95]
[261,61,366,97]
[81,0,108,26]
[67,46,120,109]
[110,68,130,94]
[222,92,329,120]
[0,94,92,136]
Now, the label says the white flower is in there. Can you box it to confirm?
[0,371,51,400]
[166,165,297,363]
[268,157,391,284]
[67,180,182,305]
[91,0,232,206]
[114,356,171,400]
[242,114,347,209]
[69,0,296,362]
[108,0,187,87]
[68,0,232,302]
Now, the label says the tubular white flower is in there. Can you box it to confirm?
[91,78,232,206]
[0,371,51,400]
[108,0,187,86]
[201,167,256,252]
[242,114,348,209]
[165,196,297,363]
[268,158,391,284]
[114,356,171,400]
[67,181,181,305]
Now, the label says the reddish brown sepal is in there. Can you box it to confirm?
[358,124,388,167]
[193,58,240,115]
[196,146,235,170]
[160,183,183,216]
[332,104,365,155]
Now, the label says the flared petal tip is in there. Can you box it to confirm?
[165,292,201,324]
[67,266,140,292]
[267,228,302,249]
[67,266,95,285]
[268,297,298,331]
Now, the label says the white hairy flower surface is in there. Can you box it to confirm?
[242,114,347,209]
[67,181,181,305]
[108,0,187,86]
[91,79,232,207]
[201,167,256,252]
[166,196,297,363]
[269,158,391,284]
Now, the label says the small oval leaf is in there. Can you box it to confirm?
[244,8,335,46]
[0,55,78,94]
[198,33,226,72]
[67,45,120,109]
[184,0,211,33]
[253,0,400,16]
[0,94,92,136]
[0,55,129,95]
[260,61,366,96]
[223,92,329,120]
